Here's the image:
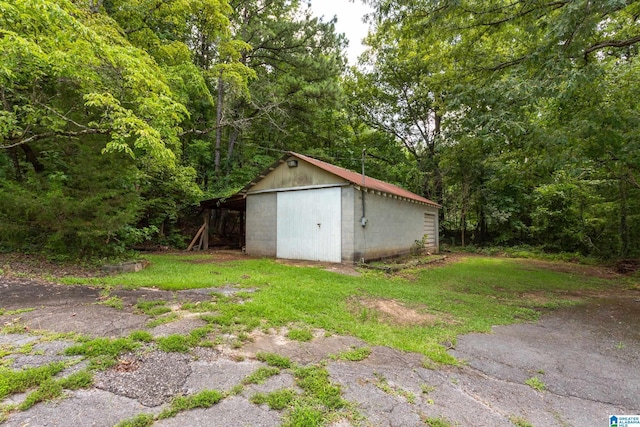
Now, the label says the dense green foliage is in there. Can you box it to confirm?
[0,0,346,257]
[1,0,638,258]
[356,0,640,257]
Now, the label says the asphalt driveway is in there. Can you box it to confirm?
[1,276,638,426]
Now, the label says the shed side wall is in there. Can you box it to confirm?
[353,190,439,261]
[245,193,277,256]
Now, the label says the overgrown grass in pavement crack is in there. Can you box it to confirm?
[330,346,371,361]
[372,372,416,403]
[135,300,172,317]
[423,416,453,427]
[158,389,224,419]
[525,376,547,391]
[0,362,93,414]
[242,366,281,385]
[0,362,66,400]
[246,353,357,426]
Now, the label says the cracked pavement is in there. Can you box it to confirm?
[1,278,639,426]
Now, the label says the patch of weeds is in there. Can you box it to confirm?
[0,405,13,423]
[129,330,153,343]
[199,314,218,323]
[235,291,254,299]
[0,344,13,358]
[198,339,216,348]
[256,352,292,368]
[0,362,65,400]
[332,346,371,361]
[509,415,534,427]
[423,416,453,427]
[242,366,280,385]
[208,292,231,303]
[286,328,313,342]
[189,326,212,342]
[146,312,179,328]
[19,378,63,410]
[99,296,124,310]
[358,307,377,323]
[422,357,439,370]
[181,301,217,313]
[372,373,415,403]
[424,346,458,366]
[229,384,244,396]
[525,376,546,392]
[1,319,29,334]
[158,389,224,419]
[293,365,345,410]
[10,370,90,411]
[0,308,35,316]
[135,300,172,317]
[237,331,252,342]
[251,388,296,410]
[88,354,118,370]
[60,370,93,389]
[64,337,139,358]
[283,399,324,427]
[615,341,626,350]
[420,384,436,394]
[156,334,192,353]
[115,413,155,427]
[15,343,34,355]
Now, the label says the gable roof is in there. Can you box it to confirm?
[201,152,441,209]
[288,152,440,207]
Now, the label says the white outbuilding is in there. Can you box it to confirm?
[200,152,440,263]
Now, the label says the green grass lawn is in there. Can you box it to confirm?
[65,254,619,364]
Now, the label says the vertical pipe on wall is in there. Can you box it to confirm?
[361,148,367,226]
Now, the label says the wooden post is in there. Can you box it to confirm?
[203,208,210,251]
[186,224,206,251]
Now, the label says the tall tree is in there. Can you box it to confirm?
[0,0,232,256]
[359,0,640,256]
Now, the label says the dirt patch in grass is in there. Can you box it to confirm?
[349,297,454,326]
[517,259,620,279]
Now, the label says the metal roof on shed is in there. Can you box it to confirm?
[288,152,440,207]
[201,152,441,209]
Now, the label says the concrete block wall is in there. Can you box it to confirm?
[353,190,439,261]
[245,193,277,256]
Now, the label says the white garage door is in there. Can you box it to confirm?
[277,187,341,262]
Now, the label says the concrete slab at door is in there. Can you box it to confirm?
[276,187,341,262]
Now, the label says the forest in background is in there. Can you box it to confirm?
[0,0,638,260]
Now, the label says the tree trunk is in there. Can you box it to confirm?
[20,144,44,173]
[226,128,240,175]
[8,147,22,182]
[214,72,224,174]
